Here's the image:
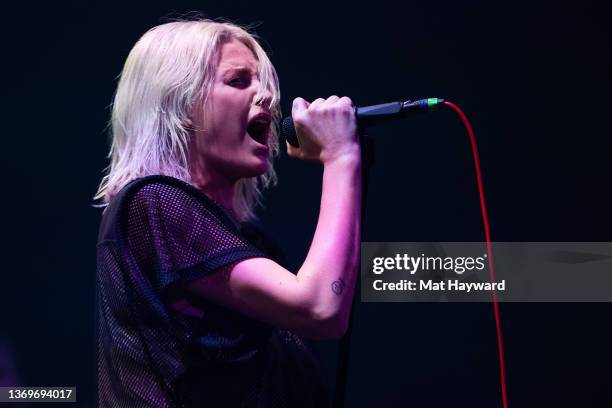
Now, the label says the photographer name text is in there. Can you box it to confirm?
[372,279,506,292]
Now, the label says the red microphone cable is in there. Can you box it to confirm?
[329,97,509,408]
[444,100,509,408]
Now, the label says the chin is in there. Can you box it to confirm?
[239,159,269,179]
[252,160,270,176]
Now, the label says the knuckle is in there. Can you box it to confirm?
[333,103,352,116]
[324,106,337,115]
[311,104,325,114]
[339,96,353,106]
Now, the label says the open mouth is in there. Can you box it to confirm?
[247,113,271,145]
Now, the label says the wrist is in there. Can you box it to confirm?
[322,143,361,168]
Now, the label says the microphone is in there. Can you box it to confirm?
[281,98,445,147]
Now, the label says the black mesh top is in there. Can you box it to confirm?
[96,175,329,407]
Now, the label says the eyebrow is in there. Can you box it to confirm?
[221,65,258,76]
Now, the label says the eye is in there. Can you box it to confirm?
[227,75,250,88]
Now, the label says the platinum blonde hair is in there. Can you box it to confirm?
[94,18,281,221]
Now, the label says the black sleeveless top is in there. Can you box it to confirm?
[96,175,329,407]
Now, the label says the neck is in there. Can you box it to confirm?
[191,167,237,218]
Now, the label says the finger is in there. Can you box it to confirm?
[286,142,296,156]
[292,97,309,113]
[286,142,303,159]
[309,98,326,109]
[323,95,340,106]
[338,96,354,107]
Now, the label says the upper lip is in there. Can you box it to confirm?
[248,111,272,126]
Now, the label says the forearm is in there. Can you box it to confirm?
[297,152,362,336]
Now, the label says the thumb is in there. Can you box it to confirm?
[292,97,309,115]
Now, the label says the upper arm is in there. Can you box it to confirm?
[182,257,338,339]
[120,179,340,338]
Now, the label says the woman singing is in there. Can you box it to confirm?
[95,18,361,407]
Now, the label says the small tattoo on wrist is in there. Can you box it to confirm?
[331,278,346,295]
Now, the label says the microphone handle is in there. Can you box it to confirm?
[281,99,444,148]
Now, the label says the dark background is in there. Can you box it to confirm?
[2,0,611,406]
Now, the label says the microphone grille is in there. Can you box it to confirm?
[281,117,300,148]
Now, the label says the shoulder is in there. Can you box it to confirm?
[125,175,204,206]
[98,175,234,242]
[120,175,226,218]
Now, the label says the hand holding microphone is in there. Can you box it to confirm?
[282,97,446,148]
[286,96,360,165]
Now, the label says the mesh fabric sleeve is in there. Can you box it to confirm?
[121,176,267,291]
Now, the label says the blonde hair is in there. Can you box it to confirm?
[94,18,281,221]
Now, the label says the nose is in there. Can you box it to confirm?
[252,80,273,108]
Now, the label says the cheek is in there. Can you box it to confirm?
[196,120,244,165]
[210,96,250,142]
